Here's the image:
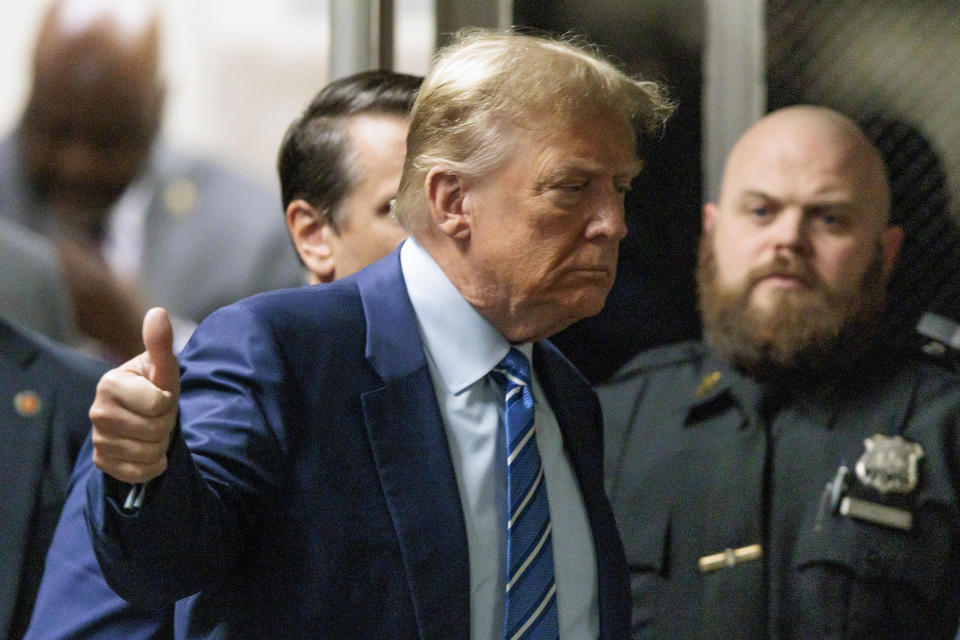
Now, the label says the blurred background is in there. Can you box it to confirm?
[1,0,957,379]
[0,0,436,188]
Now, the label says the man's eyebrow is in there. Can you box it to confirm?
[735,190,858,214]
[738,190,773,201]
[539,158,642,185]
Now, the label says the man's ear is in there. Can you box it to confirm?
[424,166,470,240]
[702,202,718,233]
[285,199,336,283]
[880,224,905,279]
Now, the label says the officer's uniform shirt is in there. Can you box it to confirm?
[599,341,960,640]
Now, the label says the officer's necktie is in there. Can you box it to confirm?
[491,348,559,640]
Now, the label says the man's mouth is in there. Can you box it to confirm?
[758,272,809,288]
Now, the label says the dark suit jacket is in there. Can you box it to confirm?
[0,317,106,639]
[24,439,174,640]
[86,248,631,639]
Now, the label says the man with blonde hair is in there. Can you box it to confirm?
[601,105,960,639]
[25,70,421,640]
[85,29,670,638]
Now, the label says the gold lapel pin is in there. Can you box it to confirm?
[164,177,199,218]
[13,390,42,417]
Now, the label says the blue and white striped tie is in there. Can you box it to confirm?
[492,348,559,640]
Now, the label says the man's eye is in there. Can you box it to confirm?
[750,207,769,217]
[814,212,850,232]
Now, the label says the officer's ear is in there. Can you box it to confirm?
[880,225,904,279]
[285,199,336,283]
[703,202,718,233]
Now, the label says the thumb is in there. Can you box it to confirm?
[142,307,180,395]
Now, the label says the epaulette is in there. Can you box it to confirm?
[916,312,960,372]
[606,340,703,384]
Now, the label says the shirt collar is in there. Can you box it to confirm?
[401,237,523,394]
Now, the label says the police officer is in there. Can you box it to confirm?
[599,105,960,639]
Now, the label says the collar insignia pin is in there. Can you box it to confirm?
[855,433,924,494]
[696,371,722,398]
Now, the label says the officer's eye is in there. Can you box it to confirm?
[811,208,851,232]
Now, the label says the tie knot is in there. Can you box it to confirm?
[493,347,531,387]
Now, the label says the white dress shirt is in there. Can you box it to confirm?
[401,237,599,640]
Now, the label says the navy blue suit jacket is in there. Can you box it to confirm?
[86,248,630,639]
[25,439,174,639]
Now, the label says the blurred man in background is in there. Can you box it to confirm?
[0,0,302,358]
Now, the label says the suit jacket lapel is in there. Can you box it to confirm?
[356,249,471,640]
[0,325,55,634]
[533,341,632,640]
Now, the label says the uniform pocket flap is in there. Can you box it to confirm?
[793,504,950,599]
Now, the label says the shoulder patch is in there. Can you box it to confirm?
[607,341,703,383]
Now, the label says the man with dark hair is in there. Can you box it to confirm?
[600,105,960,639]
[279,69,419,283]
[83,29,670,639]
[25,70,421,639]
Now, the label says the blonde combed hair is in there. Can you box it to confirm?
[393,28,673,230]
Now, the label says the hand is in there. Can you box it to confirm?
[90,307,181,484]
[56,239,147,360]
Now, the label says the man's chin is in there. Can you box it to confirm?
[543,288,610,332]
[574,282,614,315]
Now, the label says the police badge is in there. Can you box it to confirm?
[855,434,924,495]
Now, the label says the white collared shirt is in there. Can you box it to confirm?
[400,237,599,640]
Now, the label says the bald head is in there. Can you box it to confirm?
[699,106,904,378]
[20,0,163,234]
[700,105,904,377]
[720,105,891,226]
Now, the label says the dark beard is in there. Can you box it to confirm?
[697,232,888,387]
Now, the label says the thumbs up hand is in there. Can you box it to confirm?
[90,308,181,484]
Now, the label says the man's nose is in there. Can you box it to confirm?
[770,208,810,255]
[586,189,628,241]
